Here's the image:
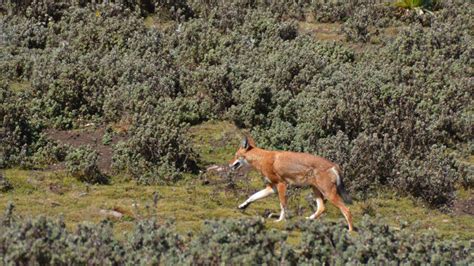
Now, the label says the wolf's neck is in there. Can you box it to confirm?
[246,148,273,171]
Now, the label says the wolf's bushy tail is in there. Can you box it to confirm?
[334,168,352,205]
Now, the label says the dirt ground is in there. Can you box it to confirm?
[453,195,474,216]
[45,125,126,173]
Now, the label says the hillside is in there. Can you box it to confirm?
[1,0,473,264]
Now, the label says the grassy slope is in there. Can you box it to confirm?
[1,121,472,244]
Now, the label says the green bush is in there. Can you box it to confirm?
[125,219,185,264]
[31,137,69,167]
[0,173,13,192]
[0,207,472,265]
[226,6,471,207]
[65,146,108,184]
[295,216,473,264]
[0,83,42,168]
[184,218,291,265]
[394,146,460,208]
[112,108,199,184]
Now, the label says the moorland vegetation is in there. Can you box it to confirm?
[0,0,472,264]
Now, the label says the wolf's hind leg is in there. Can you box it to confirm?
[327,188,354,231]
[306,186,326,220]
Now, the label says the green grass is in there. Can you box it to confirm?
[8,80,31,93]
[144,15,174,30]
[188,120,241,166]
[1,121,473,243]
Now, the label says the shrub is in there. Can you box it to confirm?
[309,2,353,23]
[0,215,71,264]
[342,13,372,43]
[0,212,124,264]
[340,2,436,42]
[25,5,152,128]
[112,109,199,184]
[394,0,442,10]
[231,5,472,207]
[0,83,42,168]
[65,221,126,265]
[393,145,462,208]
[184,218,291,265]
[343,133,396,199]
[0,173,13,192]
[125,219,185,265]
[65,146,108,184]
[295,216,473,264]
[0,208,472,265]
[31,137,69,167]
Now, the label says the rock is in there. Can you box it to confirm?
[49,183,64,195]
[49,200,61,207]
[99,209,123,219]
[84,123,95,127]
[206,164,228,173]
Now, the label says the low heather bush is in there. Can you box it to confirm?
[295,216,473,264]
[125,220,185,265]
[112,110,199,184]
[184,218,290,265]
[31,137,69,167]
[65,146,108,184]
[0,83,42,168]
[0,207,472,265]
[0,173,13,192]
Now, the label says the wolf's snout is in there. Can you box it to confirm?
[229,161,240,170]
[230,159,243,171]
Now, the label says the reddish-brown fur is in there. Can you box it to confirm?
[230,135,354,231]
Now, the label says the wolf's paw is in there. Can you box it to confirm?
[238,202,249,210]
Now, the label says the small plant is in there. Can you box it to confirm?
[360,200,376,216]
[102,127,113,146]
[0,173,13,192]
[32,138,69,166]
[394,0,440,10]
[65,146,108,184]
[295,216,473,264]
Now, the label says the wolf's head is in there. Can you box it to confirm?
[229,135,256,171]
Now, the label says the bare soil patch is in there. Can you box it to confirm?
[453,195,474,216]
[46,125,126,173]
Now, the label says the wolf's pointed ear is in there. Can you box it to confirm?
[241,136,249,150]
[241,134,256,150]
[246,134,256,147]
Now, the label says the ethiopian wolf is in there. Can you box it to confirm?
[229,135,354,231]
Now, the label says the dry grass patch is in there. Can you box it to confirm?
[298,21,344,41]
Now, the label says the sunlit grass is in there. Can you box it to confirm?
[8,80,31,93]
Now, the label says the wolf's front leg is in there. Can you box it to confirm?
[238,184,275,209]
[275,182,287,222]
